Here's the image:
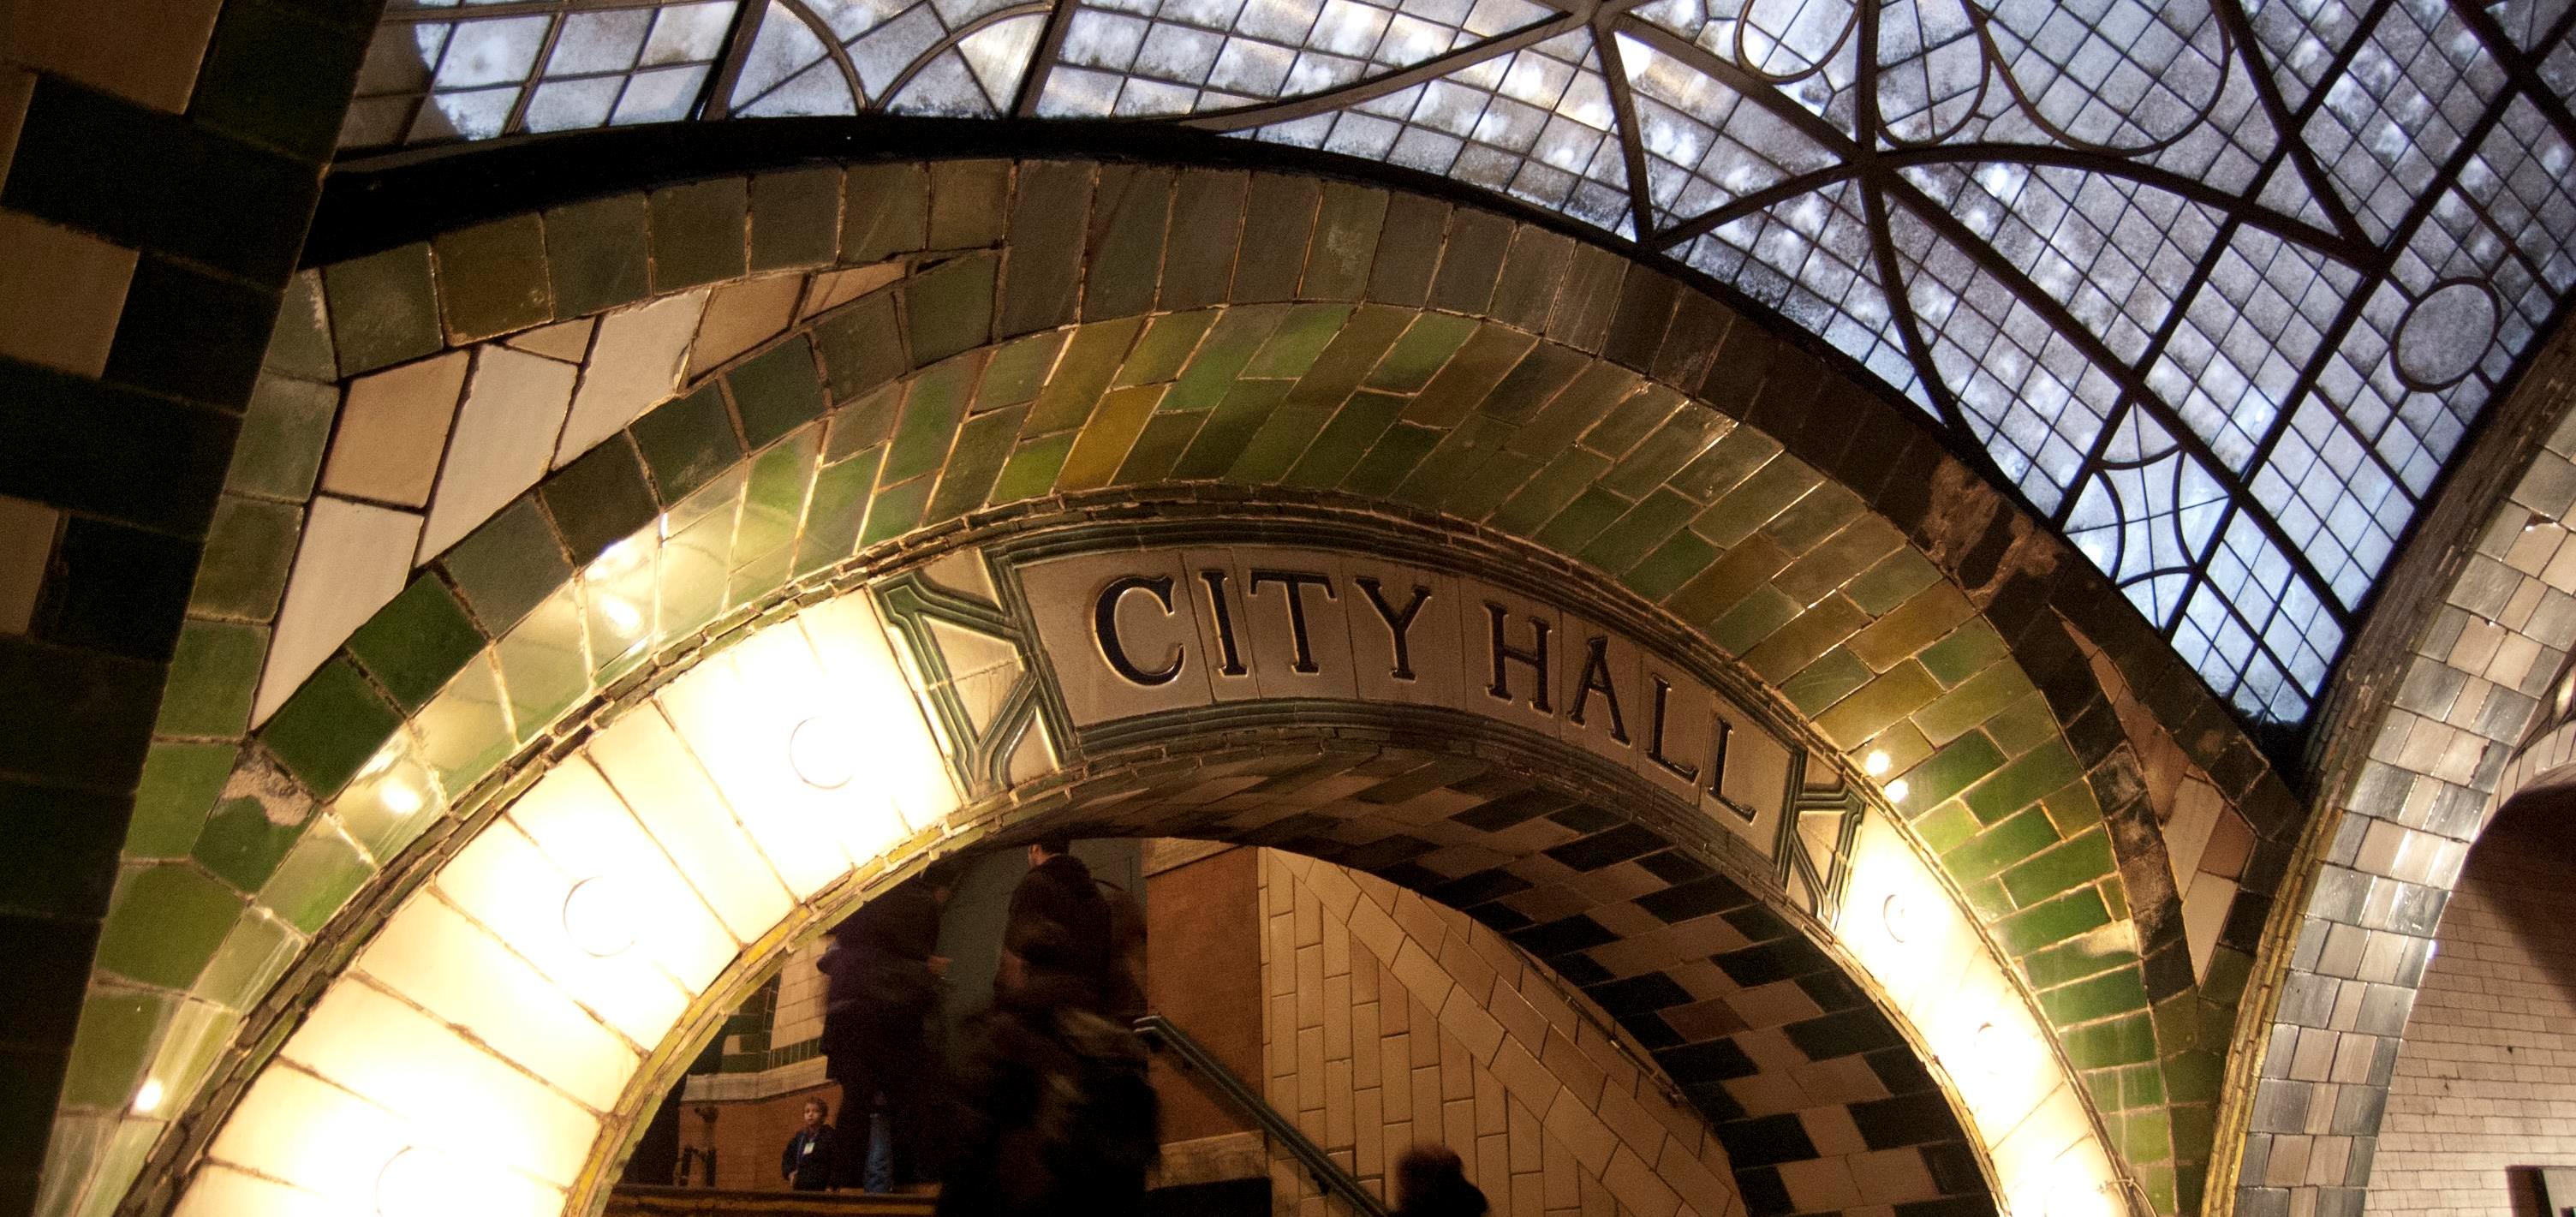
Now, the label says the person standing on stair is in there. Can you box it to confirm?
[1392,1143,1489,1217]
[818,864,954,1193]
[780,1098,836,1192]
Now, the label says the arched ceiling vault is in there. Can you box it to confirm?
[342,0,2576,730]
[41,155,2288,1217]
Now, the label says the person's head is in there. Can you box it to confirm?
[802,1098,828,1128]
[1394,1143,1484,1215]
[1027,837,1073,867]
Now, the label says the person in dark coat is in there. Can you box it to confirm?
[819,865,953,1192]
[1392,1143,1489,1217]
[780,1098,836,1191]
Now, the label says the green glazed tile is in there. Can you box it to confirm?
[1965,737,2082,825]
[1405,325,1537,428]
[1598,413,1725,502]
[260,659,402,799]
[1623,531,1718,602]
[1846,582,1974,672]
[2162,1047,2223,1105]
[1232,173,1317,303]
[1390,409,1513,509]
[1706,585,1803,656]
[1488,446,1613,535]
[263,271,335,383]
[1667,427,1780,503]
[144,997,239,1113]
[1427,209,1512,314]
[1510,361,1641,458]
[324,242,440,377]
[1110,411,1208,485]
[1813,659,1941,750]
[1365,194,1448,306]
[1164,306,1290,413]
[1024,317,1142,433]
[1580,385,1685,461]
[1301,183,1386,301]
[826,383,902,462]
[1780,647,1873,718]
[860,476,932,547]
[127,743,240,858]
[737,429,820,566]
[188,495,299,621]
[586,530,661,681]
[650,178,750,292]
[226,373,336,500]
[1533,487,1631,555]
[992,433,1076,503]
[2061,1009,2156,1068]
[1692,460,1820,549]
[903,252,996,367]
[1914,800,1980,855]
[1282,305,1412,410]
[796,450,877,574]
[543,438,659,565]
[346,575,485,712]
[980,331,1067,409]
[1762,485,1867,555]
[1082,165,1174,320]
[414,656,516,794]
[1744,594,1869,683]
[94,863,244,987]
[1995,885,2113,956]
[546,194,652,318]
[631,383,743,504]
[1904,731,2007,812]
[191,791,309,892]
[439,497,571,634]
[927,403,1029,523]
[1942,804,2062,883]
[1777,517,1907,606]
[729,547,793,611]
[1577,488,1699,574]
[813,292,905,405]
[194,909,301,1009]
[157,620,267,737]
[843,164,928,264]
[1662,535,1791,627]
[2001,827,2115,908]
[1363,313,1479,393]
[750,167,844,271]
[1913,660,2036,744]
[331,736,444,861]
[1341,421,1441,497]
[1476,343,1589,426]
[61,987,171,1107]
[497,584,591,743]
[1440,448,1543,521]
[2023,934,2138,989]
[1219,403,1335,486]
[2039,966,2150,1026]
[1920,620,2011,687]
[1056,385,1166,490]
[729,334,826,450]
[886,356,977,483]
[1283,391,1404,489]
[1489,226,1574,331]
[928,159,1012,249]
[259,824,373,934]
[0,784,119,922]
[1114,309,1219,387]
[660,474,741,634]
[1985,692,2061,760]
[1243,304,1355,380]
[999,161,1093,337]
[433,213,552,343]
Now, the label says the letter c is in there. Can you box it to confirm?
[1095,575,1184,686]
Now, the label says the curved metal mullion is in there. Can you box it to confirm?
[1010,0,1082,117]
[2205,0,2370,246]
[1614,19,1866,158]
[698,0,772,118]
[1592,18,1660,241]
[379,0,661,21]
[2448,0,2576,149]
[1179,12,1584,132]
[877,2,1054,108]
[1852,0,1965,433]
[777,0,864,108]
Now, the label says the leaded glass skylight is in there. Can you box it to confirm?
[349,0,2576,727]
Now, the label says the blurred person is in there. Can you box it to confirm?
[779,1099,835,1191]
[1392,1143,1488,1217]
[819,864,955,1193]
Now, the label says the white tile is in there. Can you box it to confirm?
[418,346,581,562]
[553,289,708,468]
[0,494,57,635]
[255,496,424,724]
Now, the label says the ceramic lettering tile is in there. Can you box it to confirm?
[255,496,423,725]
[321,351,468,508]
[554,289,710,468]
[420,347,580,561]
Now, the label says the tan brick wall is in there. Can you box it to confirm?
[2364,807,2576,1217]
[1257,849,1744,1217]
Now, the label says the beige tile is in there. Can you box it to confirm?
[255,496,424,723]
[688,274,804,378]
[801,263,904,319]
[323,351,469,508]
[553,289,708,468]
[0,66,31,185]
[1777,1156,1862,1212]
[1849,1148,1938,1204]
[2182,870,2236,978]
[418,347,580,562]
[0,494,58,634]
[0,210,136,378]
[506,317,596,363]
[10,0,222,111]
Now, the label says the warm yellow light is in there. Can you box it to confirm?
[373,1147,455,1217]
[381,782,424,816]
[133,1077,164,1115]
[1880,892,1914,942]
[788,713,857,789]
[561,877,635,957]
[1863,749,1891,776]
[1885,778,1911,803]
[587,537,649,580]
[597,594,643,635]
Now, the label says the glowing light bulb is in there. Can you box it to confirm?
[789,713,856,789]
[1885,778,1911,803]
[381,781,423,817]
[1863,750,1891,777]
[132,1077,164,1115]
[562,877,636,957]
[598,594,644,635]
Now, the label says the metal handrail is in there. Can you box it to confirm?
[1132,1013,1390,1217]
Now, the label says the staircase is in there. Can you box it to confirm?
[604,1186,934,1216]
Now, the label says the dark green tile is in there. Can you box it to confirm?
[1510,361,1641,458]
[843,163,927,264]
[259,827,372,934]
[1114,309,1219,387]
[259,659,402,799]
[1965,738,2082,825]
[927,159,1011,250]
[1663,535,1792,628]
[1442,448,1543,521]
[1623,531,1718,602]
[2024,936,2138,989]
[903,251,996,367]
[1404,325,1536,428]
[1580,384,1685,460]
[1391,414,1512,510]
[188,495,297,621]
[1943,805,2062,883]
[1814,659,1942,749]
[1365,313,1479,393]
[1341,421,1441,497]
[1489,226,1573,331]
[826,383,901,462]
[1057,385,1165,490]
[993,432,1076,503]
[1903,731,2007,812]
[1669,427,1781,502]
[154,613,265,737]
[1846,547,1946,617]
[1302,182,1387,300]
[192,0,361,159]
[812,291,905,404]
[1161,169,1247,310]
[1232,174,1318,303]
[1477,343,1589,426]
[927,403,1029,523]
[1172,379,1292,480]
[61,987,169,1107]
[1995,885,2113,956]
[1085,165,1175,320]
[2038,966,2150,1026]
[631,383,743,504]
[232,368,335,501]
[1111,411,1208,484]
[542,438,659,566]
[2001,827,2114,908]
[1601,413,1725,502]
[886,356,975,483]
[1283,391,1404,489]
[433,213,552,343]
[1779,647,1873,717]
[650,177,749,291]
[345,575,485,712]
[438,497,571,634]
[545,193,651,318]
[1916,660,2037,743]
[1489,447,1613,535]
[999,161,1093,337]
[750,166,844,271]
[324,242,439,376]
[1243,304,1355,380]
[263,271,335,382]
[860,476,932,546]
[1705,585,1802,655]
[1426,209,1512,315]
[2061,1009,2156,1068]
[1578,488,1699,573]
[1744,594,1869,683]
[1024,317,1142,433]
[1220,403,1335,485]
[1165,305,1287,412]
[1533,487,1631,555]
[1692,460,1819,548]
[1366,194,1449,306]
[1762,485,1866,554]
[980,331,1067,409]
[192,791,308,892]
[94,863,242,987]
[796,450,876,574]
[126,743,239,858]
[728,334,826,450]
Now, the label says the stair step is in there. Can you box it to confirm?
[605,1185,936,1216]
